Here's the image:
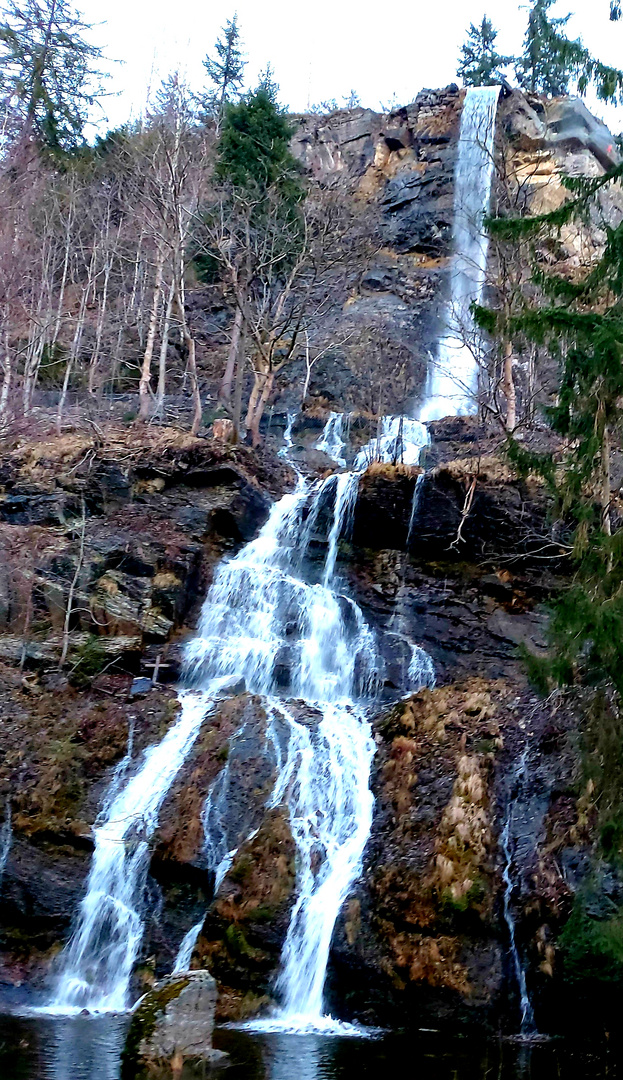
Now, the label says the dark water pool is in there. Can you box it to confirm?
[0,1015,618,1080]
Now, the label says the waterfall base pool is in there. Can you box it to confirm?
[0,1013,621,1080]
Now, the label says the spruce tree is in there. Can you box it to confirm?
[516,0,573,95]
[516,0,623,101]
[0,0,105,153]
[475,162,623,698]
[457,16,511,87]
[255,63,279,103]
[215,87,303,206]
[200,15,246,132]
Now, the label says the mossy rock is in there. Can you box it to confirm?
[122,971,227,1078]
[560,871,623,986]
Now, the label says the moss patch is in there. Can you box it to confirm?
[121,975,190,1078]
[560,883,623,985]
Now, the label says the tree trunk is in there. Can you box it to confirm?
[0,332,11,420]
[232,320,247,442]
[155,282,174,420]
[219,303,243,404]
[245,372,262,433]
[186,334,202,436]
[172,282,202,436]
[88,254,112,396]
[248,370,274,448]
[503,339,516,432]
[56,276,90,435]
[138,248,165,421]
[602,421,612,537]
[301,330,312,404]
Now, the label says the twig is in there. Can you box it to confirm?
[449,476,477,550]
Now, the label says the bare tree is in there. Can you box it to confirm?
[196,183,354,444]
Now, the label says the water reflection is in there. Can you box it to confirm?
[0,1014,621,1080]
[47,1016,128,1080]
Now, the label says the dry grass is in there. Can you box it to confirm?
[364,461,423,479]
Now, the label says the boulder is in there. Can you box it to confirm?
[544,97,620,171]
[122,971,227,1077]
[502,91,546,150]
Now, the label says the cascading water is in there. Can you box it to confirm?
[178,424,431,1029]
[173,712,286,972]
[407,472,425,550]
[279,410,298,459]
[501,748,537,1036]
[184,472,380,1030]
[0,800,12,890]
[314,411,348,467]
[419,85,501,422]
[51,700,211,1012]
[174,83,502,1027]
[355,416,427,470]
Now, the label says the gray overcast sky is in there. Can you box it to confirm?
[81,0,623,131]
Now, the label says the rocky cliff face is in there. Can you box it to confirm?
[0,414,578,1033]
[0,87,621,1037]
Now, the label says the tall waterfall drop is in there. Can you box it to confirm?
[419,85,500,422]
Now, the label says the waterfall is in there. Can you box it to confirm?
[267,700,375,1026]
[322,472,359,586]
[501,748,537,1036]
[279,410,298,459]
[314,412,348,467]
[41,86,501,1032]
[172,712,287,973]
[406,472,425,550]
[178,473,377,1029]
[419,86,500,422]
[51,698,211,1012]
[0,800,12,890]
[173,921,204,975]
[181,421,433,1030]
[355,416,427,470]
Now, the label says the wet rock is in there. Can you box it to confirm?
[130,677,153,699]
[122,971,227,1077]
[196,807,296,1016]
[0,632,141,665]
[353,465,422,550]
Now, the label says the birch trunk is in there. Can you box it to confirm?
[138,247,165,421]
[155,282,174,420]
[219,303,243,404]
[173,276,201,436]
[0,332,11,420]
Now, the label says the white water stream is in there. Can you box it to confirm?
[314,411,348,466]
[51,699,211,1012]
[0,801,12,890]
[419,86,500,422]
[501,748,537,1036]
